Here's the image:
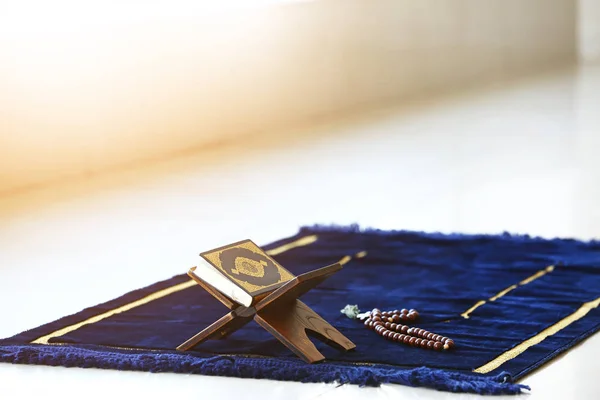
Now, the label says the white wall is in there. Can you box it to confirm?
[0,0,578,194]
[579,0,600,63]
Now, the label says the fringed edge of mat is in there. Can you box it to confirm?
[299,224,600,246]
[0,344,529,395]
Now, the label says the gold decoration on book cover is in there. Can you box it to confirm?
[201,240,294,295]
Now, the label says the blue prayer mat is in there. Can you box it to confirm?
[2,225,599,395]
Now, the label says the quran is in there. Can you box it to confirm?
[192,240,295,307]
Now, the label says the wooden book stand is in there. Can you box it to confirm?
[176,241,356,363]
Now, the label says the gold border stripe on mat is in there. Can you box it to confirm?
[461,265,555,319]
[460,300,486,319]
[474,296,600,374]
[266,235,318,256]
[519,265,554,285]
[338,251,368,266]
[489,285,518,302]
[338,256,352,265]
[31,235,319,345]
[31,280,197,344]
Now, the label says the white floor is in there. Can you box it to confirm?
[1,65,599,399]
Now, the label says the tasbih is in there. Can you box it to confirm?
[359,308,455,351]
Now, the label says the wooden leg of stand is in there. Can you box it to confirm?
[254,299,356,363]
[176,307,254,351]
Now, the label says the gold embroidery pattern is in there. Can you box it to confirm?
[232,257,266,278]
[474,296,600,374]
[31,235,318,345]
[461,265,555,319]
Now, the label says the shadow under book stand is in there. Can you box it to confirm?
[177,262,356,363]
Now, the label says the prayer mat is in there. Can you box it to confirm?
[2,225,599,395]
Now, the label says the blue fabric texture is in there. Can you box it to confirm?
[2,225,600,395]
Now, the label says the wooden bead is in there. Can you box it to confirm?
[365,306,451,350]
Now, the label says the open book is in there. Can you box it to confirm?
[190,239,295,307]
